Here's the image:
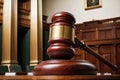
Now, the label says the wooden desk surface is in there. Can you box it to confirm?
[0,75,120,80]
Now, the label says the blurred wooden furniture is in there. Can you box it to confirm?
[74,17,120,74]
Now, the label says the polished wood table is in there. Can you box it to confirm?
[0,75,120,80]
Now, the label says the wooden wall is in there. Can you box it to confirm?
[73,17,120,74]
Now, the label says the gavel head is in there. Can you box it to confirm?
[47,12,76,59]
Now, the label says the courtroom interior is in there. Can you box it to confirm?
[0,0,120,79]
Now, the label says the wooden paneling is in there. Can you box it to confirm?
[74,17,120,74]
[85,46,100,72]
[116,27,120,38]
[116,44,120,74]
[82,29,96,41]
[72,48,85,60]
[18,0,30,28]
[98,27,113,40]
[99,45,114,73]
[76,26,120,41]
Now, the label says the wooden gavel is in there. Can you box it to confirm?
[47,12,117,71]
[33,12,117,75]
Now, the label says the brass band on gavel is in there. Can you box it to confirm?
[49,25,75,43]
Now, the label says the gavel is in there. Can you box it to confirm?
[33,12,117,75]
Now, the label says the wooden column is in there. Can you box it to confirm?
[30,0,43,66]
[38,0,43,63]
[2,0,18,66]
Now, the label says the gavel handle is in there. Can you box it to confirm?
[74,38,118,71]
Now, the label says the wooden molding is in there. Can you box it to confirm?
[86,39,120,46]
[18,17,30,28]
[0,13,30,28]
[0,0,30,28]
[75,17,120,46]
[0,0,3,23]
[18,0,30,15]
[0,13,2,23]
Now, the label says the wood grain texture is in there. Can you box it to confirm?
[74,17,120,74]
[0,75,120,80]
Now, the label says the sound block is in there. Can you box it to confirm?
[33,60,97,75]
